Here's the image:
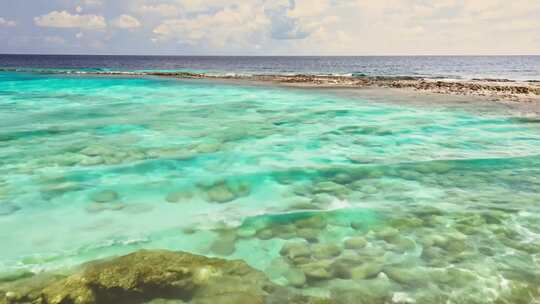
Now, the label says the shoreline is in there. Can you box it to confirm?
[173,73,540,104]
[139,71,540,115]
[4,68,540,104]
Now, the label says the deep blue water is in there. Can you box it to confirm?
[1,54,540,80]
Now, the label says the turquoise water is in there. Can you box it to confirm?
[1,72,540,302]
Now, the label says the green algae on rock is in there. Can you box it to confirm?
[0,250,332,304]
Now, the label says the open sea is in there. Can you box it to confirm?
[1,54,540,80]
[0,55,540,303]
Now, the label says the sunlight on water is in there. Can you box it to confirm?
[0,72,539,303]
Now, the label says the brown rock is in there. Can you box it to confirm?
[0,250,279,304]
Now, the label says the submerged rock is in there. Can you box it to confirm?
[280,242,312,261]
[272,224,297,240]
[332,275,393,304]
[165,191,193,203]
[297,228,319,243]
[388,237,416,253]
[79,156,105,166]
[206,183,236,203]
[0,203,20,216]
[265,258,289,279]
[90,190,119,203]
[210,231,237,256]
[40,182,84,200]
[312,181,350,198]
[301,262,333,281]
[80,145,112,157]
[285,268,306,288]
[295,216,327,230]
[0,250,330,304]
[235,227,257,239]
[145,299,186,304]
[311,244,342,259]
[203,180,251,204]
[374,227,399,241]
[332,173,353,185]
[350,262,384,280]
[384,266,430,287]
[209,238,236,256]
[344,237,367,250]
[0,271,34,283]
[350,221,365,231]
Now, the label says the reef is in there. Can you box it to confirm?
[3,67,539,103]
[0,250,331,304]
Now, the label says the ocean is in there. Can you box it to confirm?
[0,55,539,303]
[1,54,540,80]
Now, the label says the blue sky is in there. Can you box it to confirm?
[0,0,539,55]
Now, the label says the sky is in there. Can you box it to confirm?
[0,0,539,55]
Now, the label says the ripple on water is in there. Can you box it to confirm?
[0,72,539,303]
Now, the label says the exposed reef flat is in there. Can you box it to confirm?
[197,74,540,104]
[6,68,537,104]
[0,250,329,304]
[269,75,540,102]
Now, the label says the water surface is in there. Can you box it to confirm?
[2,54,540,80]
[0,71,539,303]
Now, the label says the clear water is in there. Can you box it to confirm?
[1,54,540,80]
[1,71,540,302]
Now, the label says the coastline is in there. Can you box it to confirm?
[5,68,539,106]
[175,73,540,105]
[122,72,540,115]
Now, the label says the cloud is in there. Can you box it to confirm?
[265,0,335,40]
[3,0,538,55]
[150,0,338,46]
[0,17,16,27]
[153,4,269,47]
[112,14,141,29]
[34,11,107,30]
[288,0,331,18]
[266,5,309,40]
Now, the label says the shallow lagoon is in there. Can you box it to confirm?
[0,72,539,303]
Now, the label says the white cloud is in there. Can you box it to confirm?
[153,4,269,47]
[0,17,16,27]
[10,0,538,55]
[34,11,107,30]
[150,0,340,46]
[288,0,331,18]
[112,14,141,29]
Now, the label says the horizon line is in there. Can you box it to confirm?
[1,53,540,57]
